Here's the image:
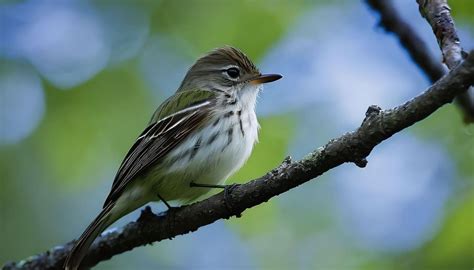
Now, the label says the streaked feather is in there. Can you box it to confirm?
[103,92,216,207]
[149,89,216,124]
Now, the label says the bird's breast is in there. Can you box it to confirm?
[165,107,258,174]
[153,106,258,201]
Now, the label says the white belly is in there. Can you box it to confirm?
[148,108,259,202]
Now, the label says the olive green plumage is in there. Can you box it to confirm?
[149,89,217,124]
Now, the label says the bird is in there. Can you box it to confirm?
[64,46,282,269]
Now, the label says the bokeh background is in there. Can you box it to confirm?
[1,0,473,269]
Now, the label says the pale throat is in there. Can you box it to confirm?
[213,82,261,148]
[232,83,262,111]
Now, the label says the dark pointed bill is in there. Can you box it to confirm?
[249,74,282,85]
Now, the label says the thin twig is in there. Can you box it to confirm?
[417,0,463,69]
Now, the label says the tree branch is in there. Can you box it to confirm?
[417,0,462,69]
[3,51,474,270]
[417,0,474,123]
[366,0,474,123]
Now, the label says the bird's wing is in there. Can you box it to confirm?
[149,89,219,124]
[103,90,217,207]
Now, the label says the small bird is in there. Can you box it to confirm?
[64,46,281,270]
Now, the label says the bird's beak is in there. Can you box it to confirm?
[249,74,282,85]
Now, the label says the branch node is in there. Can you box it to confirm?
[354,158,368,168]
[283,155,292,165]
[138,206,156,222]
[366,105,382,117]
[362,105,382,126]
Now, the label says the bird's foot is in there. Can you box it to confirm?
[156,192,177,212]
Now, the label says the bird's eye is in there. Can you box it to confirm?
[226,67,240,79]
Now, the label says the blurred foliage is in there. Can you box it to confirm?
[419,191,474,269]
[450,0,474,27]
[413,105,474,180]
[365,190,474,270]
[150,0,310,59]
[34,65,152,187]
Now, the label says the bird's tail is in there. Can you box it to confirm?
[64,203,116,270]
